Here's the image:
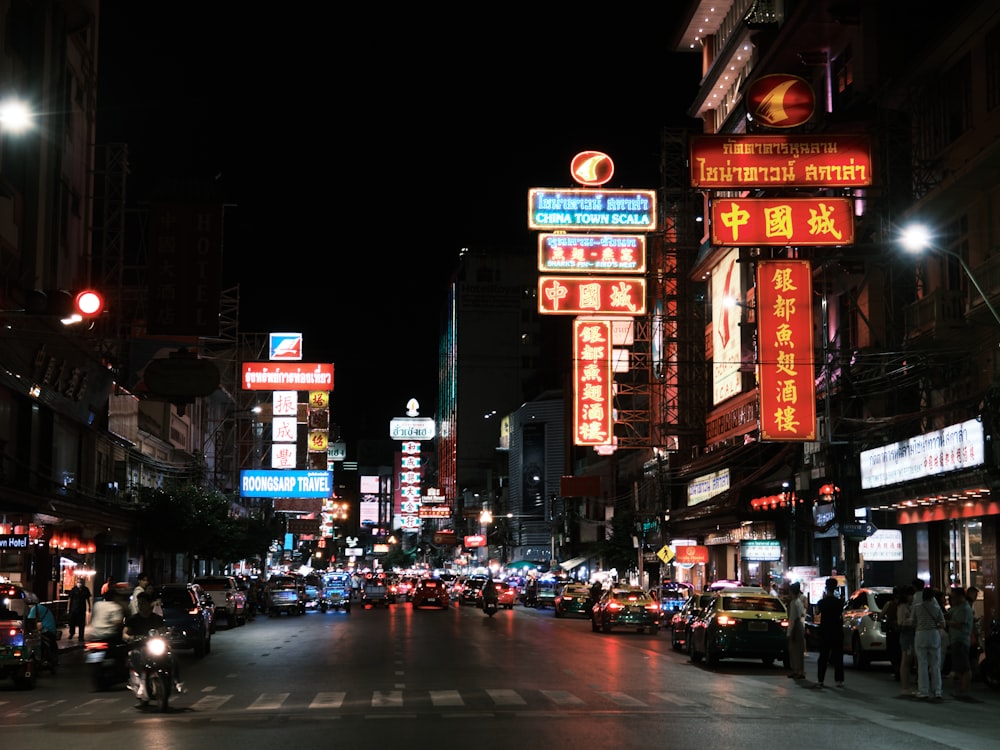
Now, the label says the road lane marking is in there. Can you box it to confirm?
[372,690,403,708]
[600,691,647,707]
[310,692,346,709]
[650,691,699,706]
[486,689,525,705]
[540,690,585,706]
[430,690,463,706]
[191,695,233,711]
[248,692,288,709]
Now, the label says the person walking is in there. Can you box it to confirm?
[912,577,945,702]
[129,572,151,615]
[67,576,92,642]
[947,584,974,700]
[814,577,845,688]
[786,581,806,679]
[898,585,917,696]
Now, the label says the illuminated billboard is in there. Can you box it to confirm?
[538,276,646,315]
[573,318,613,446]
[537,234,646,273]
[756,260,816,441]
[690,134,872,188]
[239,470,333,499]
[711,198,855,246]
[242,362,334,391]
[528,188,657,231]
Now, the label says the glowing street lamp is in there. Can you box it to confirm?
[0,98,33,134]
[899,223,1000,328]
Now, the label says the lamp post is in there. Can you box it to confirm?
[0,97,33,134]
[900,223,1000,328]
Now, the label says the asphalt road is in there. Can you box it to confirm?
[4,599,998,750]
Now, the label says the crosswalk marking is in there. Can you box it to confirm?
[540,690,585,706]
[650,691,699,706]
[62,697,119,715]
[708,691,770,709]
[191,694,233,711]
[430,690,463,706]
[372,690,403,708]
[486,688,525,705]
[248,692,288,710]
[310,692,346,709]
[600,691,647,707]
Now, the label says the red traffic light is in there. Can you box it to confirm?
[74,290,104,316]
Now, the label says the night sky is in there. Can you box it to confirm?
[95,3,702,447]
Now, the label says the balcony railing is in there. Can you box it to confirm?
[903,287,966,340]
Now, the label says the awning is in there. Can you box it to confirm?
[558,556,591,571]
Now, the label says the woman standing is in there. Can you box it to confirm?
[897,585,916,695]
[912,578,945,702]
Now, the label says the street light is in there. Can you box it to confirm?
[0,97,33,133]
[899,223,1000,328]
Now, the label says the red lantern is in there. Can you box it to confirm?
[49,535,59,548]
[86,541,96,554]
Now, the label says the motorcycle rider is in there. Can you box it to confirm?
[124,592,183,699]
[481,578,499,611]
[90,586,128,641]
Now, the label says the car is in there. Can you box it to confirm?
[591,586,661,635]
[0,583,42,689]
[554,582,593,618]
[411,578,450,609]
[495,581,516,609]
[192,575,248,627]
[688,588,789,667]
[301,573,323,611]
[841,586,895,668]
[670,592,715,652]
[459,577,487,606]
[263,575,305,616]
[650,582,693,620]
[150,583,212,657]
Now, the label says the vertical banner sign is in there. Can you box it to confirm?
[573,318,614,446]
[712,247,742,405]
[756,260,816,441]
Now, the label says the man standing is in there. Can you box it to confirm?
[130,572,151,615]
[815,577,845,688]
[67,576,92,642]
[786,581,806,679]
[947,585,974,700]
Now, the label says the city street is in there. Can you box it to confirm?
[2,601,998,749]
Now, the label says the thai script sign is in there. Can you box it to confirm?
[690,134,872,188]
[242,363,334,391]
[711,198,854,246]
[538,233,646,273]
[756,260,816,441]
[528,188,657,231]
[687,468,731,506]
[860,418,984,489]
[538,276,646,315]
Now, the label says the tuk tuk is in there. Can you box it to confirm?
[321,571,352,613]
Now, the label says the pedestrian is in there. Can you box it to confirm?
[67,576,92,642]
[898,585,916,696]
[786,581,806,679]
[966,585,983,675]
[911,577,945,702]
[100,575,113,598]
[814,577,844,688]
[129,572,151,615]
[946,584,974,700]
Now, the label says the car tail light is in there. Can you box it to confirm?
[780,618,789,629]
[86,640,109,652]
[716,614,738,627]
[607,601,622,611]
[645,603,659,613]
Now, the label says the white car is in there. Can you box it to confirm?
[841,586,895,668]
[192,575,248,627]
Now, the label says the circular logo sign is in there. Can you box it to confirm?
[747,74,815,128]
[570,151,615,186]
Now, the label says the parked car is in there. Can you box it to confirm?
[554,582,593,618]
[649,581,693,620]
[688,588,789,667]
[151,583,212,657]
[411,578,450,609]
[0,583,42,689]
[841,586,895,668]
[263,575,305,616]
[591,586,661,635]
[670,592,715,652]
[192,575,248,627]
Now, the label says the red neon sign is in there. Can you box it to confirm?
[756,260,816,441]
[573,318,613,447]
[538,233,646,273]
[711,198,854,246]
[570,150,615,186]
[538,276,646,315]
[241,362,334,391]
[746,74,815,129]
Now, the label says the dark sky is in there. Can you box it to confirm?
[95,4,702,447]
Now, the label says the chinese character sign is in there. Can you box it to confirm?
[538,276,647,315]
[756,260,816,441]
[573,318,614,446]
[711,198,854,246]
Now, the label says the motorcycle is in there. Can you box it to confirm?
[85,632,130,691]
[482,595,498,618]
[982,618,1000,690]
[127,629,180,712]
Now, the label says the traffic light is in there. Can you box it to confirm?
[25,289,104,323]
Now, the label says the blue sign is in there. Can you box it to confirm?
[240,470,332,498]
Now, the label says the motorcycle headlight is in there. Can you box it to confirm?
[146,637,168,657]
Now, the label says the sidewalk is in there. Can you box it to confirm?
[55,623,86,652]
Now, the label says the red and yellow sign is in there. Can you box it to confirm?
[674,545,710,564]
[570,150,615,186]
[756,260,817,441]
[690,134,872,188]
[539,276,646,315]
[746,74,815,129]
[573,319,613,447]
[242,362,334,391]
[538,234,646,273]
[711,198,854,246]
